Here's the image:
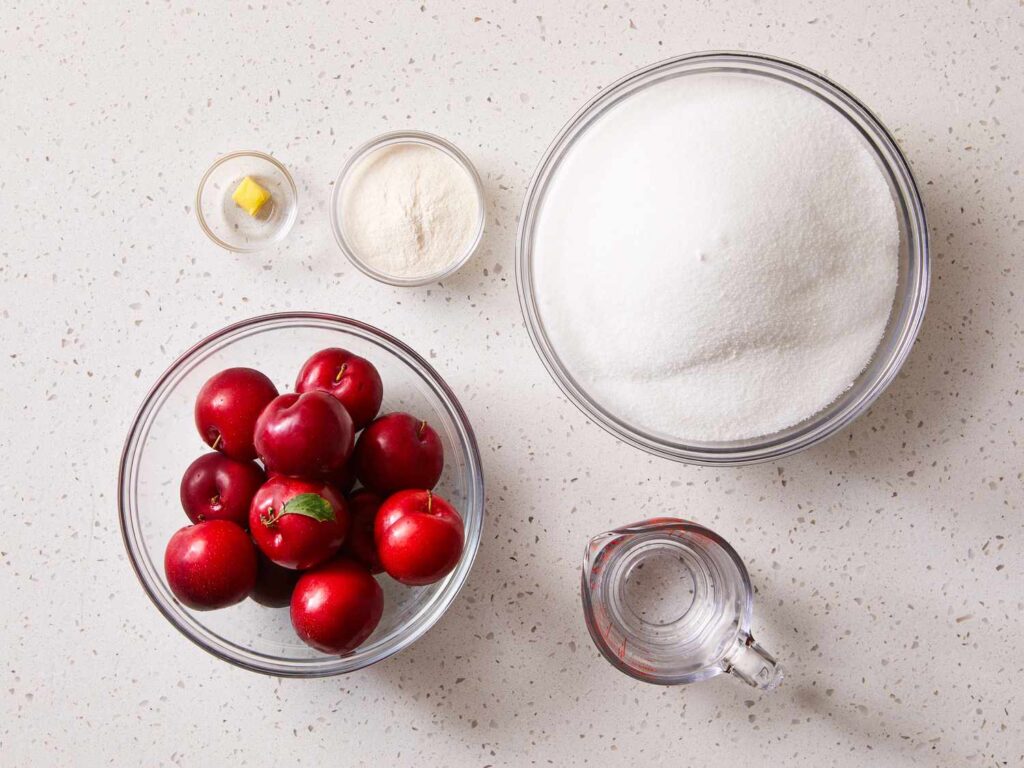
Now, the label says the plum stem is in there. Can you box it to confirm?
[427,491,432,514]
[211,432,222,450]
[334,363,348,384]
[417,420,427,439]
[260,506,280,527]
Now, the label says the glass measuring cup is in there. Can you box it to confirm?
[581,518,783,689]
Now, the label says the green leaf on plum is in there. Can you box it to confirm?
[281,493,336,523]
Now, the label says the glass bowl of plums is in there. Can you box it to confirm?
[119,312,484,676]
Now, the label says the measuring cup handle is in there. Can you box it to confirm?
[724,633,784,690]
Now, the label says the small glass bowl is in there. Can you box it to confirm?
[118,312,484,676]
[330,131,486,286]
[196,151,298,252]
[516,52,930,466]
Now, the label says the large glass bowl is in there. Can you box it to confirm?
[118,312,484,676]
[516,52,930,466]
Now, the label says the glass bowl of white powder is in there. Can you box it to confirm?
[331,131,485,286]
[517,52,929,466]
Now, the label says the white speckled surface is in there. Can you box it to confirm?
[2,1,1022,765]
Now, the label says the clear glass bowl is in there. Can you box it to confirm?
[330,131,486,286]
[196,151,298,252]
[118,312,484,676]
[516,52,930,466]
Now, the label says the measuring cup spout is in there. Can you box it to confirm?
[723,634,784,690]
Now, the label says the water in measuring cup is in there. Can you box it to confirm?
[582,518,782,689]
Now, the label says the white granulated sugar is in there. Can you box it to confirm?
[341,143,479,279]
[534,73,899,441]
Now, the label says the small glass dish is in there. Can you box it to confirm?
[118,312,484,676]
[516,52,930,466]
[196,151,298,252]
[330,131,486,286]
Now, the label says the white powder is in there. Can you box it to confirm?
[341,142,480,279]
[533,73,899,441]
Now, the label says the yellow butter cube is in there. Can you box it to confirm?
[232,176,271,217]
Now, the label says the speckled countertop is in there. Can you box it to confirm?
[2,1,1021,765]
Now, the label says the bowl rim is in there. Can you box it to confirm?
[329,130,486,286]
[515,50,931,466]
[118,311,485,676]
[195,150,299,253]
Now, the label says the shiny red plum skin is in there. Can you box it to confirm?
[290,558,383,654]
[354,412,444,495]
[164,520,257,610]
[194,367,279,461]
[179,452,265,526]
[254,391,355,478]
[295,347,384,430]
[249,476,349,570]
[375,490,464,586]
